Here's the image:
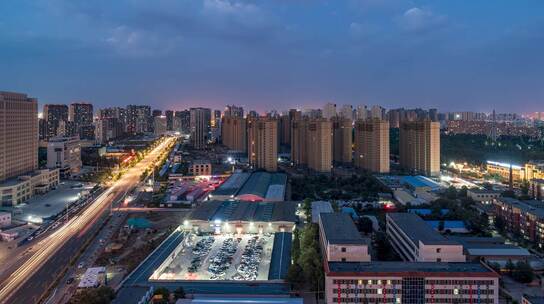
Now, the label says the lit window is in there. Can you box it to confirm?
[377,288,383,295]
[454,288,459,295]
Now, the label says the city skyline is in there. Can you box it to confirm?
[2,1,544,112]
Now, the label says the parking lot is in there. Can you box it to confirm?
[154,233,274,281]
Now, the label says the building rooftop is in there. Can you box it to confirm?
[236,172,287,201]
[387,213,458,245]
[188,201,297,223]
[467,188,501,194]
[523,295,544,304]
[402,175,441,191]
[327,262,498,276]
[320,213,367,245]
[211,172,251,197]
[311,201,333,223]
[497,197,544,218]
[446,236,531,257]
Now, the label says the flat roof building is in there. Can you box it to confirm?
[210,171,287,202]
[183,200,297,234]
[386,213,465,262]
[311,201,333,223]
[319,213,370,262]
[492,197,544,248]
[325,261,499,304]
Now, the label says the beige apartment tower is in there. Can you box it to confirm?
[290,117,308,166]
[331,117,352,164]
[354,119,390,173]
[248,118,278,172]
[0,91,39,182]
[307,118,332,173]
[221,116,247,152]
[399,120,440,176]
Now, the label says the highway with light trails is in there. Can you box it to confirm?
[0,136,176,304]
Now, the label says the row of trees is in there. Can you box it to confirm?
[286,223,324,297]
[291,173,388,201]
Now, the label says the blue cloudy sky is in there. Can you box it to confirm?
[1,0,543,113]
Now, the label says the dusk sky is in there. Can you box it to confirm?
[2,0,543,113]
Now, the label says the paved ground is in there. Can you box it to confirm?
[154,234,274,281]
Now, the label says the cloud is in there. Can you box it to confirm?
[397,7,448,34]
[105,25,182,57]
[350,22,376,39]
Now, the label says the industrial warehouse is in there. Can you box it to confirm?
[209,171,287,202]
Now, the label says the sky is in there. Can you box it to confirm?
[1,0,544,113]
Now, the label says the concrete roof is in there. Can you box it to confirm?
[320,213,367,245]
[327,262,497,275]
[387,213,458,245]
[188,201,297,223]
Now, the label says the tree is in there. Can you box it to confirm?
[357,217,373,234]
[513,261,534,283]
[438,220,445,232]
[302,198,312,222]
[445,186,458,200]
[286,263,305,290]
[69,286,115,304]
[292,229,301,263]
[174,287,186,299]
[505,259,515,275]
[494,217,506,233]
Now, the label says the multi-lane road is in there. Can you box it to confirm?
[0,136,176,304]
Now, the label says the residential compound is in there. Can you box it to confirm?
[319,212,499,304]
[399,120,440,176]
[248,117,278,172]
[354,119,390,173]
[290,117,333,173]
[492,197,544,248]
[1,91,59,206]
[386,213,465,262]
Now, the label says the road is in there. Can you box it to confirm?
[0,136,176,304]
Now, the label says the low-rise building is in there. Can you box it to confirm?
[386,213,465,262]
[183,200,297,234]
[447,236,531,265]
[311,201,333,223]
[47,136,82,178]
[325,262,499,304]
[0,169,59,206]
[188,160,212,176]
[318,213,370,262]
[492,197,544,248]
[523,295,544,304]
[209,171,287,202]
[529,179,544,200]
[467,189,501,203]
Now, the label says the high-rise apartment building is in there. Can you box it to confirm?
[248,117,278,172]
[126,105,151,134]
[307,118,332,173]
[154,116,167,136]
[331,117,352,164]
[291,117,308,166]
[400,120,440,176]
[165,110,174,131]
[354,119,390,173]
[0,91,39,181]
[43,104,68,139]
[95,117,123,144]
[371,105,385,120]
[152,109,162,117]
[69,103,93,137]
[221,115,247,152]
[323,103,337,119]
[175,110,191,134]
[224,105,244,118]
[190,107,211,149]
[339,104,354,121]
